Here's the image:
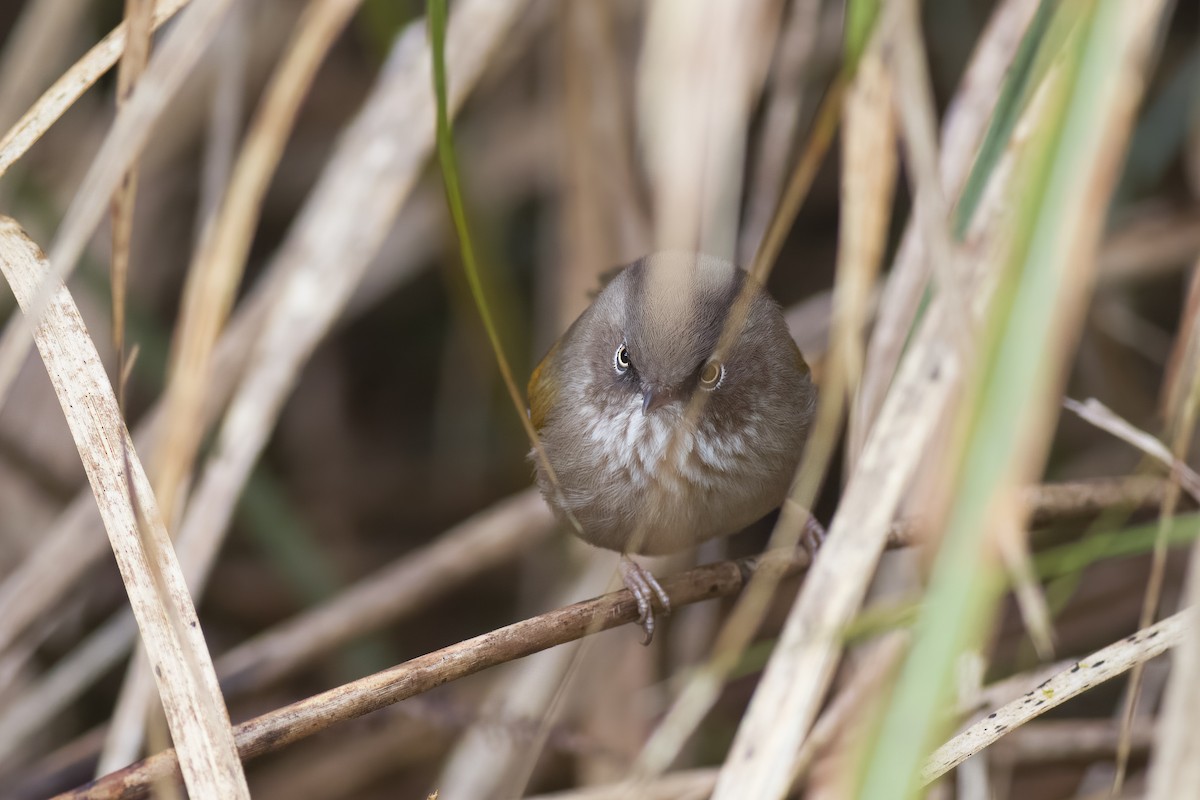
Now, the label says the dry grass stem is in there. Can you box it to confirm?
[638,0,782,257]
[107,0,155,376]
[997,507,1057,659]
[156,0,361,523]
[922,610,1186,785]
[1098,208,1200,285]
[738,0,823,264]
[1143,266,1200,797]
[890,0,961,311]
[0,0,191,179]
[559,0,649,306]
[0,217,248,797]
[748,75,845,282]
[0,0,89,158]
[0,0,234,412]
[0,496,104,659]
[106,0,528,768]
[0,614,137,768]
[853,0,1040,457]
[1113,261,1200,792]
[103,0,366,769]
[194,5,246,236]
[834,25,895,412]
[709,28,1041,797]
[790,632,909,789]
[1064,397,1200,502]
[1161,259,1200,420]
[1146,543,1200,796]
[0,246,284,668]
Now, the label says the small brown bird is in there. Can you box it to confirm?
[527,252,817,641]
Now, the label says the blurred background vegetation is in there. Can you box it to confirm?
[0,0,1198,797]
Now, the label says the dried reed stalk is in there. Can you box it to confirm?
[0,217,248,797]
[709,31,1039,800]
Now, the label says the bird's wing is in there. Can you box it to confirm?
[526,339,561,432]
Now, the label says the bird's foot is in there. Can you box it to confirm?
[801,513,827,559]
[619,555,671,645]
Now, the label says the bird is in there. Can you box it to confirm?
[527,251,818,642]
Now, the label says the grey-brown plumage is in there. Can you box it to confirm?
[528,252,816,558]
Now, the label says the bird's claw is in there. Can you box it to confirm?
[619,556,671,645]
[801,514,827,558]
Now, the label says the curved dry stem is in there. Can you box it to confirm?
[0,217,248,797]
[156,0,362,523]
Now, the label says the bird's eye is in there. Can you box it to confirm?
[614,343,632,374]
[699,358,725,390]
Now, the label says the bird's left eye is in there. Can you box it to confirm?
[699,358,724,390]
[614,343,632,373]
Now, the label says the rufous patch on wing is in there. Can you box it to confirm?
[527,339,561,432]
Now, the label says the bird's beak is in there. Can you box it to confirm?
[641,387,675,415]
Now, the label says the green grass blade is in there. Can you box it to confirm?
[953,0,1059,238]
[427,0,529,437]
[856,2,1166,794]
[845,0,882,70]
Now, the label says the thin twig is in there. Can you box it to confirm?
[64,545,850,800]
[3,475,1161,768]
[1144,256,1200,797]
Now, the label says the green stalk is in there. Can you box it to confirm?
[429,0,526,433]
[856,2,1154,794]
